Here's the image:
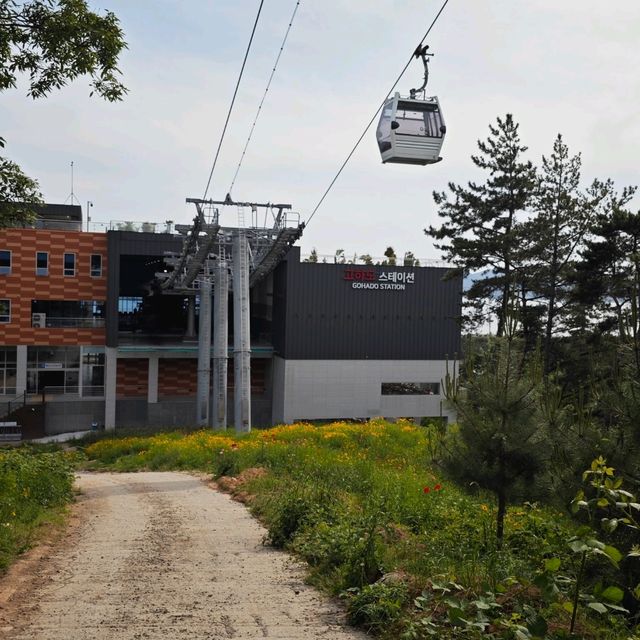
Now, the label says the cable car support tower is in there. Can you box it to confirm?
[156,196,304,432]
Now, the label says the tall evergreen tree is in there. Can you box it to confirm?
[427,115,536,335]
[573,185,640,374]
[524,135,599,372]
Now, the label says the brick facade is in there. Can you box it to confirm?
[158,359,197,397]
[116,358,149,397]
[0,229,107,345]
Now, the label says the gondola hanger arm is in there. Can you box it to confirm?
[410,44,434,99]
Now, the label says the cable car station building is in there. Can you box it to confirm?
[0,205,461,435]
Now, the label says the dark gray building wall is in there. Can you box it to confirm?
[106,231,183,347]
[273,248,462,360]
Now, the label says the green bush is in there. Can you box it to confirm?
[0,448,75,571]
[346,582,408,633]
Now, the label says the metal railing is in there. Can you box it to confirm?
[0,391,27,420]
[108,220,176,234]
[38,385,105,399]
[33,317,105,329]
[299,253,453,268]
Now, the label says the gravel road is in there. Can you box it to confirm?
[1,472,367,640]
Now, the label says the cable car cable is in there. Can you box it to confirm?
[305,0,451,226]
[228,0,302,197]
[202,0,266,201]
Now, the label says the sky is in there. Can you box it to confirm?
[2,0,639,262]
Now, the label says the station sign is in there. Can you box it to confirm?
[343,267,415,291]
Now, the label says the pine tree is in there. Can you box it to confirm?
[573,186,640,374]
[443,311,547,546]
[427,115,536,335]
[524,135,599,372]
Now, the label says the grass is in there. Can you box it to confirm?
[0,447,76,572]
[82,420,637,639]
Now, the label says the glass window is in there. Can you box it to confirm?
[65,370,79,394]
[30,300,105,328]
[82,348,105,396]
[381,382,440,396]
[63,253,76,276]
[0,250,10,275]
[0,348,17,395]
[90,254,102,277]
[376,102,394,153]
[395,100,444,139]
[0,299,10,323]
[36,252,49,276]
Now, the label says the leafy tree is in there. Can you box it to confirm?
[0,0,127,227]
[334,248,346,264]
[0,0,127,100]
[304,248,318,263]
[427,115,536,335]
[443,311,547,546]
[359,253,373,265]
[0,154,42,225]
[403,251,420,267]
[382,246,396,266]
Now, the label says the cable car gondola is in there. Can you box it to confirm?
[376,45,446,166]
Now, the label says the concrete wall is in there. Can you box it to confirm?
[45,400,105,435]
[114,394,273,429]
[272,357,456,424]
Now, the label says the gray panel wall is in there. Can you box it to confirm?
[273,248,462,360]
[272,358,456,424]
[106,231,183,347]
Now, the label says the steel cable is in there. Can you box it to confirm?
[228,0,302,197]
[202,0,266,201]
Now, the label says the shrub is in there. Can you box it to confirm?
[0,448,75,571]
[345,582,408,633]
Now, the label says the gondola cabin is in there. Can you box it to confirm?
[376,93,446,165]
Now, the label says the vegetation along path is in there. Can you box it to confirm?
[1,472,367,640]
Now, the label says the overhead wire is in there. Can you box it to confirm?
[202,0,266,201]
[305,0,451,226]
[228,0,302,197]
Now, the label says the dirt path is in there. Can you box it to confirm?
[1,472,367,640]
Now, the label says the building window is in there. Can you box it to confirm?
[0,250,11,275]
[31,300,105,328]
[63,253,76,276]
[90,254,102,277]
[0,347,17,395]
[36,251,49,276]
[26,346,80,395]
[82,349,105,396]
[381,382,440,395]
[0,299,10,323]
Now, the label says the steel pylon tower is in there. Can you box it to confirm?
[156,195,304,432]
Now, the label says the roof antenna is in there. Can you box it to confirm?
[64,161,81,205]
